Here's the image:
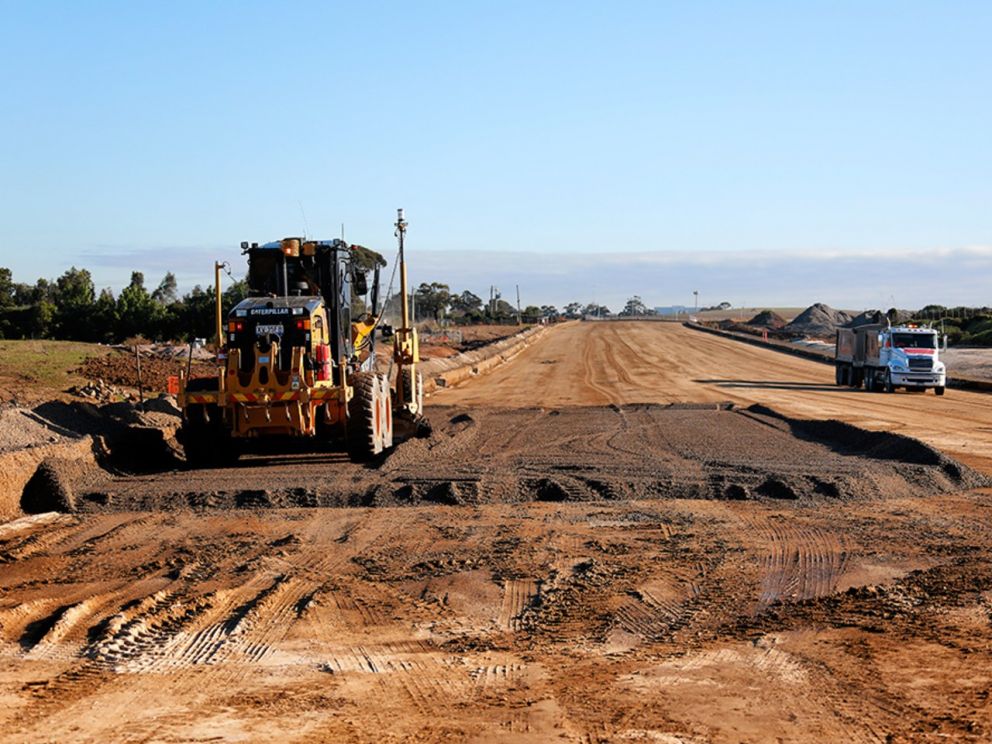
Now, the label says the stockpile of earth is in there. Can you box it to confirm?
[847,309,914,328]
[0,407,67,452]
[118,343,215,362]
[848,310,884,327]
[746,310,787,328]
[76,351,216,393]
[785,303,852,338]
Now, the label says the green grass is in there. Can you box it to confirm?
[0,339,110,392]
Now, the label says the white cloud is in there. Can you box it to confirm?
[406,246,992,311]
[51,243,992,312]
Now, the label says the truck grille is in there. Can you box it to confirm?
[908,358,932,371]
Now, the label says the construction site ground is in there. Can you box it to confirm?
[3,321,992,742]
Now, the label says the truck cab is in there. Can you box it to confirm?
[876,325,946,393]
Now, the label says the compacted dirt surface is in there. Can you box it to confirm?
[3,321,992,742]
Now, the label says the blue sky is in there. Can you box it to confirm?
[1,1,989,310]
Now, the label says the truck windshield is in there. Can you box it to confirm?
[892,333,936,349]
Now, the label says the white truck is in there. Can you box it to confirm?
[835,323,947,395]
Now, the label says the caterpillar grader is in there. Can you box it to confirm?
[177,210,424,465]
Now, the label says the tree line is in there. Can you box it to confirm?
[0,264,675,342]
[407,282,619,324]
[0,266,248,342]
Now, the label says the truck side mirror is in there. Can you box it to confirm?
[942,334,948,352]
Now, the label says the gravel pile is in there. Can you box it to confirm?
[67,379,129,402]
[0,408,68,452]
[785,304,853,338]
[848,310,885,328]
[746,310,788,328]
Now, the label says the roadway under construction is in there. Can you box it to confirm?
[2,321,992,742]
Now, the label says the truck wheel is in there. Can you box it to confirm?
[935,386,945,396]
[851,368,863,389]
[348,372,384,461]
[884,370,895,393]
[865,371,875,392]
[835,366,844,386]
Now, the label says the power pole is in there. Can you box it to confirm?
[516,285,522,325]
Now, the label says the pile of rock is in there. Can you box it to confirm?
[746,310,788,329]
[785,303,853,338]
[67,379,127,402]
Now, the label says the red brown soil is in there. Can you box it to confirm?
[76,351,216,393]
[419,324,528,359]
[3,322,992,741]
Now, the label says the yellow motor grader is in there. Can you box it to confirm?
[177,210,423,465]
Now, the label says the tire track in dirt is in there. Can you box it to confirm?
[0,517,83,563]
[606,634,903,743]
[7,578,210,735]
[498,579,540,631]
[581,332,619,405]
[611,573,701,643]
[156,512,405,693]
[0,512,75,541]
[470,659,526,688]
[728,510,849,608]
[7,524,287,737]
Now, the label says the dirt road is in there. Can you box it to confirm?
[435,320,992,470]
[2,321,992,742]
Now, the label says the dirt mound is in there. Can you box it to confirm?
[746,310,787,328]
[744,404,986,488]
[848,310,885,327]
[119,342,214,362]
[31,398,181,476]
[20,457,90,513]
[69,403,986,511]
[0,407,93,520]
[785,303,853,338]
[847,309,914,328]
[75,351,216,394]
[0,408,68,453]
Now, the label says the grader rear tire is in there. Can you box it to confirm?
[348,372,384,461]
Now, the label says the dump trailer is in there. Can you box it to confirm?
[835,323,947,395]
[177,212,424,465]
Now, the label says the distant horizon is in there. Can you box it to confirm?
[5,243,988,316]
